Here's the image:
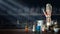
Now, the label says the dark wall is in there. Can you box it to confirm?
[0,0,60,29]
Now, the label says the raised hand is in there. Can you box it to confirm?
[42,8,47,16]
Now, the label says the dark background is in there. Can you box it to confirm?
[0,0,60,29]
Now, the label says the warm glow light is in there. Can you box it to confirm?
[47,23,50,26]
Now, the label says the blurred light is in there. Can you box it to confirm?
[47,22,50,26]
[54,22,57,25]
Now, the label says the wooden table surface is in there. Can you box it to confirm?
[0,29,59,34]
